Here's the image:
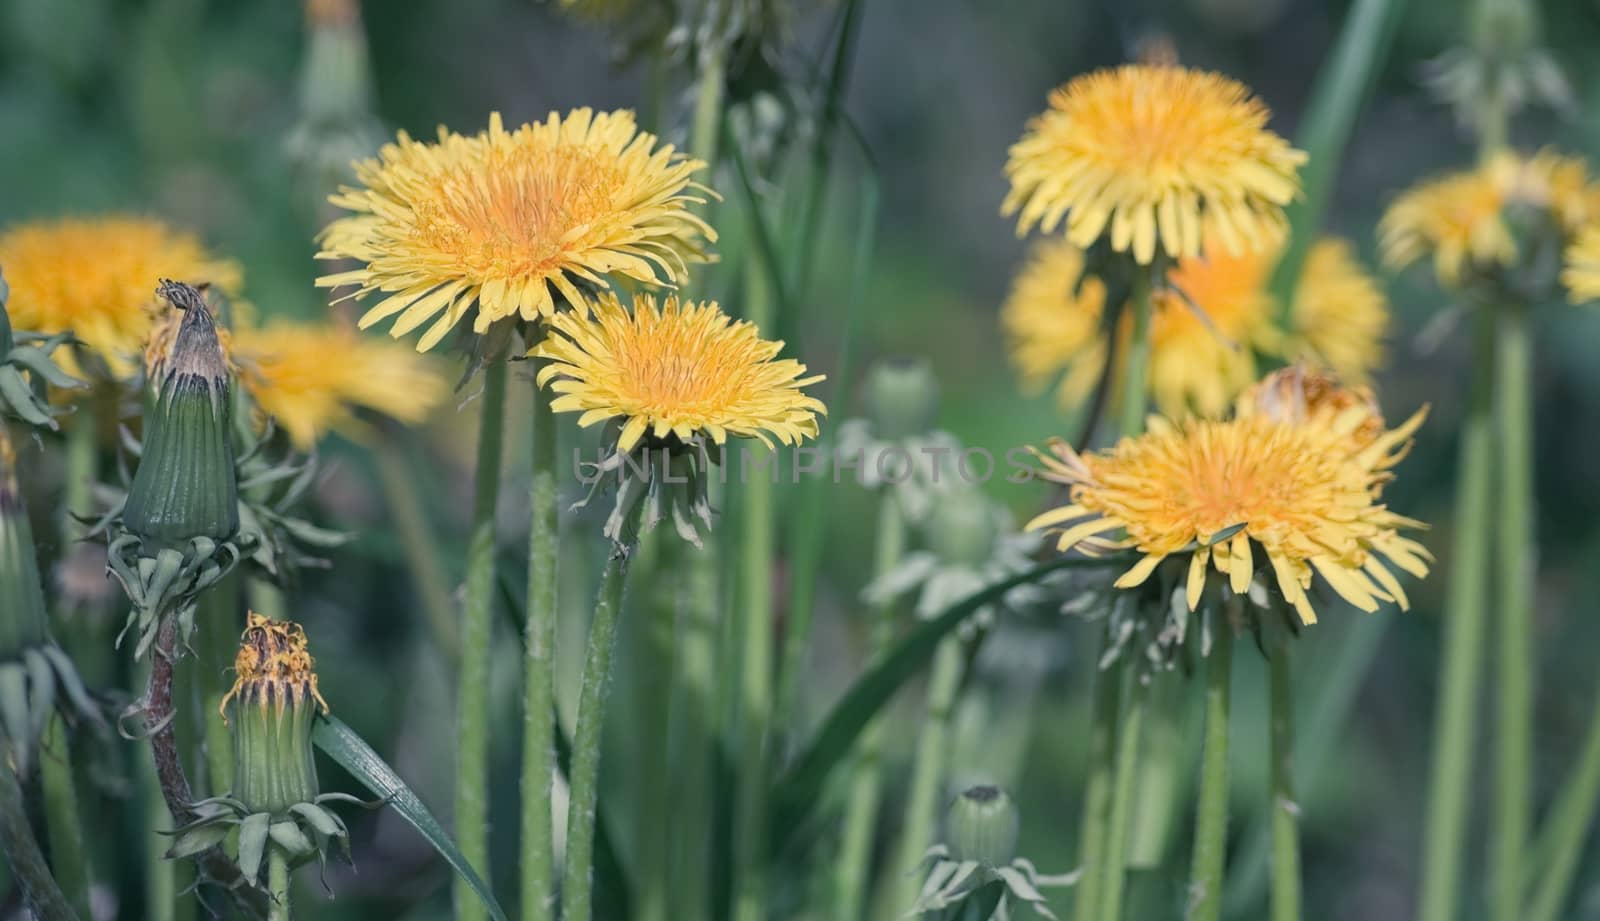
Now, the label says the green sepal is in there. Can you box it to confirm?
[237,812,271,886]
[168,824,233,860]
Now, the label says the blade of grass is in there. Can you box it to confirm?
[312,715,508,921]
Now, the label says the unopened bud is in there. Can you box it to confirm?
[222,614,329,815]
[926,486,998,567]
[946,785,1019,868]
[123,281,240,546]
[865,357,939,441]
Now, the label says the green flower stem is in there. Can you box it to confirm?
[143,712,177,921]
[250,580,288,622]
[0,732,80,921]
[1074,653,1123,921]
[62,406,95,541]
[1129,675,1186,868]
[454,359,507,921]
[668,540,719,920]
[732,266,777,921]
[1417,312,1495,921]
[40,715,92,919]
[1187,613,1235,921]
[521,359,559,921]
[1100,669,1149,921]
[372,433,459,664]
[690,42,725,167]
[198,574,241,791]
[1268,632,1301,921]
[889,633,967,917]
[1075,269,1155,921]
[834,493,906,921]
[1526,688,1600,921]
[561,502,644,921]
[634,531,676,921]
[1490,302,1534,921]
[268,847,292,921]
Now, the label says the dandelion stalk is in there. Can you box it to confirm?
[668,540,719,921]
[521,353,560,921]
[835,492,906,921]
[690,43,725,169]
[1490,300,1534,921]
[454,359,507,921]
[1526,688,1600,921]
[198,574,241,790]
[0,730,80,921]
[732,267,777,921]
[1268,630,1301,921]
[39,715,92,919]
[634,532,676,921]
[1416,276,1497,921]
[1100,668,1149,921]
[1186,610,1234,921]
[889,632,967,916]
[267,847,292,921]
[561,502,644,921]
[1077,274,1155,921]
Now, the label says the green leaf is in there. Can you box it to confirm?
[312,715,509,921]
[1270,0,1409,323]
[769,555,1125,851]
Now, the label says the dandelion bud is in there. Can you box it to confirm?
[865,357,938,441]
[946,785,1019,868]
[0,428,100,773]
[926,486,999,568]
[222,614,329,815]
[123,281,240,547]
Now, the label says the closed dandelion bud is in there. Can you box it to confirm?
[124,280,239,547]
[927,486,999,568]
[865,357,939,441]
[0,428,100,773]
[223,614,327,814]
[946,785,1019,868]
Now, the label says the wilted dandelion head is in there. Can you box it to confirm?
[1562,224,1600,303]
[999,235,1385,418]
[0,217,241,380]
[1026,405,1430,625]
[1380,150,1600,290]
[233,322,449,449]
[316,110,715,352]
[1002,64,1305,264]
[221,613,328,720]
[532,293,824,453]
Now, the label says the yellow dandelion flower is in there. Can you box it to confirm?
[1147,242,1276,418]
[1283,239,1388,382]
[1000,237,1109,408]
[1380,150,1600,288]
[1564,225,1600,302]
[1026,408,1430,625]
[1002,64,1306,264]
[233,322,450,449]
[532,293,824,453]
[0,217,242,379]
[316,109,715,353]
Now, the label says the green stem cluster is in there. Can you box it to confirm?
[1186,616,1234,921]
[454,359,507,921]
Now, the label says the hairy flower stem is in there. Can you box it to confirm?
[454,359,507,921]
[373,433,459,664]
[1268,633,1301,921]
[1417,313,1495,921]
[732,267,777,921]
[40,715,92,919]
[1100,670,1149,921]
[562,504,643,921]
[668,541,719,921]
[268,848,292,921]
[1491,302,1534,921]
[890,634,967,916]
[1526,688,1600,921]
[521,360,559,921]
[634,532,676,921]
[1075,272,1155,921]
[0,734,80,921]
[834,493,906,921]
[1187,613,1234,921]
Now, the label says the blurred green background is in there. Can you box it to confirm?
[7,0,1600,919]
